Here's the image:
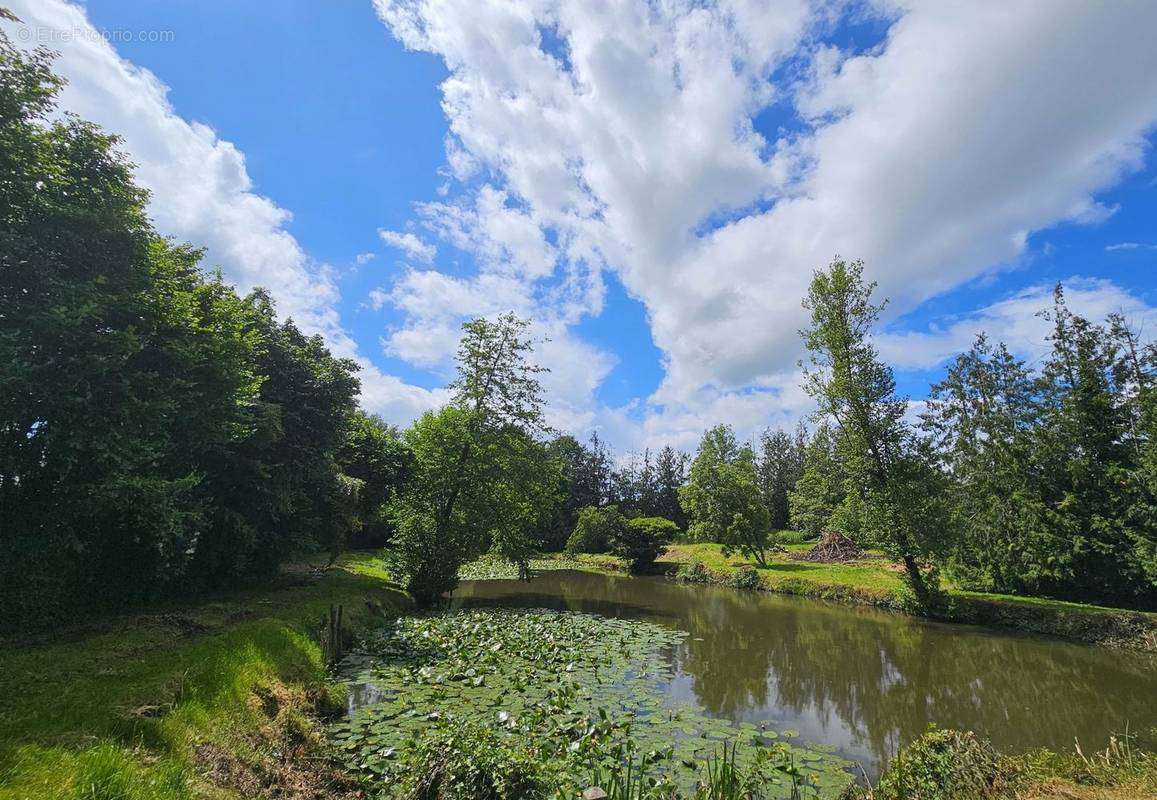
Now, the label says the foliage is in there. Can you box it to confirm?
[730,565,762,590]
[674,559,712,584]
[611,516,679,573]
[535,433,617,551]
[682,426,774,567]
[922,290,1157,606]
[0,553,409,800]
[331,609,852,797]
[789,425,850,540]
[387,314,558,606]
[851,727,1005,800]
[799,258,952,608]
[567,504,630,555]
[400,720,554,800]
[338,411,412,548]
[757,426,808,531]
[0,37,369,629]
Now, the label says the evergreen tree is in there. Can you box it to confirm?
[654,445,690,529]
[757,424,807,530]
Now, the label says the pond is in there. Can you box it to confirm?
[450,570,1157,778]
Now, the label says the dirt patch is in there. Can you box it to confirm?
[193,682,360,800]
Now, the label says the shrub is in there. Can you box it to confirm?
[773,530,808,545]
[565,505,628,555]
[610,516,678,573]
[730,565,761,590]
[674,559,710,584]
[854,727,1005,800]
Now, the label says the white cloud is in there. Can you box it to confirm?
[355,252,377,265]
[375,0,1157,449]
[378,228,437,262]
[877,278,1157,371]
[367,287,390,311]
[1106,242,1157,252]
[8,1,443,424]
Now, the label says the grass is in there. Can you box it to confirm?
[843,726,1157,800]
[0,552,410,800]
[650,541,1157,651]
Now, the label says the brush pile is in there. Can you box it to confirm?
[792,532,865,562]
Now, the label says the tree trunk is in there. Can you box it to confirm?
[901,552,929,607]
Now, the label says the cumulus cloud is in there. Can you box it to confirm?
[375,0,1157,447]
[378,228,437,262]
[8,0,443,423]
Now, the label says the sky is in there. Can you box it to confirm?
[7,1,1157,453]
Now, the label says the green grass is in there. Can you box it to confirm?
[659,542,904,595]
[0,553,409,800]
[653,541,1157,651]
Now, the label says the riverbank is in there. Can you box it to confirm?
[523,544,1157,652]
[0,554,410,800]
[2,551,1153,799]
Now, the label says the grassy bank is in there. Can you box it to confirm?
[643,543,1157,652]
[0,554,410,800]
[842,726,1157,800]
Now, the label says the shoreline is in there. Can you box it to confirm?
[534,548,1157,653]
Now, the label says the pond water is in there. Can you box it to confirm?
[451,570,1157,777]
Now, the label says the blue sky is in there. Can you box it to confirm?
[9,1,1157,451]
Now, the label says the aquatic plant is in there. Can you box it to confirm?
[329,609,853,797]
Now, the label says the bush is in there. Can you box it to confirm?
[674,559,710,584]
[773,530,808,545]
[850,727,1006,800]
[730,565,762,590]
[565,505,628,555]
[610,516,678,573]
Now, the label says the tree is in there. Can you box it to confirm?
[681,425,772,566]
[1027,289,1153,603]
[757,424,807,530]
[788,424,848,539]
[338,411,412,548]
[800,258,950,607]
[0,34,368,628]
[388,314,557,606]
[566,504,627,555]
[921,335,1041,592]
[611,517,678,573]
[654,445,690,529]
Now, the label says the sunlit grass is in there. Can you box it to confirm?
[0,554,409,800]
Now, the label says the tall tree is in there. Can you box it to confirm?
[800,258,950,606]
[922,334,1041,592]
[681,425,772,566]
[388,314,557,606]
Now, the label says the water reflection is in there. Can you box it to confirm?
[452,570,1157,776]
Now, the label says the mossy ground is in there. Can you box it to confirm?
[0,553,409,800]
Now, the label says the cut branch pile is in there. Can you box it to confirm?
[792,532,865,562]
